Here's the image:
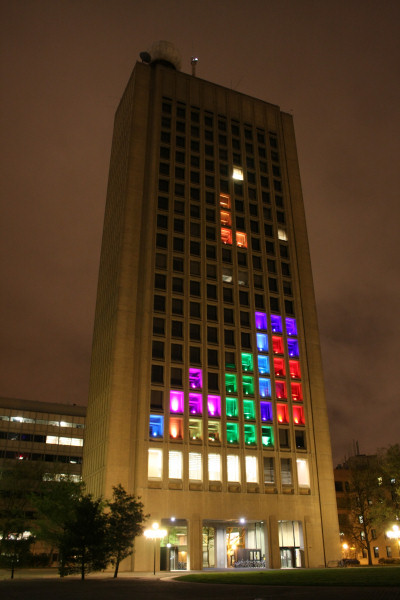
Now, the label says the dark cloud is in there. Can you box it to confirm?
[1,0,399,464]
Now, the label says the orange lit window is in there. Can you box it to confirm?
[272,336,284,354]
[169,417,183,440]
[221,228,233,245]
[291,382,303,401]
[289,360,301,379]
[236,231,247,248]
[276,381,287,399]
[274,357,285,377]
[220,194,231,209]
[220,210,232,227]
[276,404,289,424]
[293,405,305,425]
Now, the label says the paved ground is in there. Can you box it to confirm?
[0,576,399,600]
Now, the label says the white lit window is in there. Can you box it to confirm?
[148,448,163,479]
[45,436,83,446]
[227,455,240,482]
[208,453,221,481]
[232,167,243,180]
[169,451,183,479]
[189,452,202,480]
[245,456,258,483]
[296,458,310,488]
[278,228,287,241]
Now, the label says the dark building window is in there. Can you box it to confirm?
[190,280,201,297]
[154,274,166,290]
[208,349,219,367]
[172,277,184,293]
[239,291,249,306]
[170,368,182,387]
[158,196,169,211]
[207,327,218,344]
[153,317,165,336]
[153,295,165,312]
[190,241,201,256]
[240,311,250,327]
[208,372,219,391]
[156,233,168,249]
[190,346,201,364]
[270,297,280,312]
[151,365,163,384]
[190,323,201,341]
[171,320,183,338]
[207,284,217,300]
[152,341,164,359]
[172,298,183,315]
[157,214,168,229]
[223,287,233,303]
[174,218,184,233]
[241,332,251,348]
[173,258,184,272]
[171,344,183,362]
[206,245,216,260]
[279,428,290,449]
[190,302,201,318]
[224,330,235,346]
[150,390,163,410]
[207,305,218,321]
[224,308,234,324]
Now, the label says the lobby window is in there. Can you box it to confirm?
[227,454,240,481]
[189,452,202,480]
[208,453,221,481]
[289,360,301,379]
[189,368,202,389]
[169,451,183,479]
[148,449,163,480]
[189,418,202,441]
[225,373,237,394]
[256,333,268,353]
[207,395,221,418]
[281,458,292,485]
[276,381,287,400]
[169,417,183,440]
[264,457,275,484]
[149,415,164,439]
[243,399,255,420]
[259,378,271,398]
[244,424,257,446]
[170,390,184,414]
[261,426,274,448]
[208,421,221,443]
[226,397,238,418]
[226,423,239,445]
[245,456,258,483]
[258,355,270,376]
[277,404,289,424]
[293,405,305,426]
[260,401,273,422]
[189,393,202,415]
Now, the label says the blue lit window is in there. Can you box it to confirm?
[270,315,283,333]
[286,317,297,336]
[259,378,271,398]
[258,355,270,375]
[287,339,299,357]
[149,415,164,439]
[256,333,268,352]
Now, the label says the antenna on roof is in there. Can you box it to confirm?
[191,57,199,77]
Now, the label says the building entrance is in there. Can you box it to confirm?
[278,521,304,568]
[203,520,266,569]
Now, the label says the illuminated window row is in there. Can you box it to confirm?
[148,448,310,488]
[255,313,298,336]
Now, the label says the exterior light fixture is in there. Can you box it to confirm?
[144,522,167,575]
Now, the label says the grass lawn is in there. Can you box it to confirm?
[177,566,400,587]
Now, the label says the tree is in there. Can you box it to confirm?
[106,484,148,577]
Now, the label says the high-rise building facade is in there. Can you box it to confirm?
[83,42,340,571]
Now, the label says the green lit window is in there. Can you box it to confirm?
[261,426,274,447]
[226,422,239,444]
[243,399,255,420]
[244,423,257,445]
[242,375,254,396]
[226,397,238,418]
[225,373,237,393]
[208,421,221,443]
[189,418,203,441]
[241,353,254,372]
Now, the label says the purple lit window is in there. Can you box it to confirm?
[260,401,273,422]
[287,339,299,357]
[270,315,283,333]
[170,390,184,413]
[259,378,271,398]
[189,393,203,415]
[286,317,297,336]
[255,311,268,330]
[256,333,268,353]
[207,395,221,417]
[189,368,202,389]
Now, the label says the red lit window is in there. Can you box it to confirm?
[276,403,289,424]
[169,417,183,440]
[220,210,232,227]
[276,381,287,399]
[236,231,247,248]
[272,336,284,354]
[289,360,301,379]
[291,382,303,401]
[220,193,231,209]
[274,357,285,377]
[221,228,233,245]
[293,405,305,425]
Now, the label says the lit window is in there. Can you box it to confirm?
[293,406,305,425]
[287,339,299,357]
[227,455,240,482]
[226,422,239,444]
[232,167,243,180]
[207,395,221,417]
[236,231,247,248]
[149,415,164,438]
[262,426,274,447]
[208,421,221,443]
[245,456,258,483]
[242,376,254,395]
[289,360,301,379]
[272,336,284,354]
[271,315,283,333]
[222,267,233,283]
[46,436,83,446]
[276,381,287,399]
[285,317,297,336]
[260,401,273,422]
[148,448,162,479]
[291,382,303,402]
[189,393,203,415]
[243,399,255,420]
[221,227,233,245]
[219,193,231,209]
[189,418,202,441]
[170,390,184,413]
[241,353,254,372]
[220,211,232,227]
[256,333,268,352]
[169,451,183,479]
[189,452,202,480]
[244,423,257,445]
[259,377,271,398]
[226,397,238,418]
[169,417,183,440]
[274,357,285,377]
[189,368,202,389]
[278,228,287,241]
[257,355,270,375]
[208,453,221,480]
[225,373,237,394]
[277,404,289,424]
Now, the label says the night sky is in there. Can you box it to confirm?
[1,0,399,465]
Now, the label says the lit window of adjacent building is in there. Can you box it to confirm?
[170,390,184,413]
[245,456,258,483]
[277,404,289,424]
[149,415,164,439]
[236,231,247,248]
[169,417,183,440]
[208,421,221,443]
[226,397,238,418]
[208,453,221,480]
[226,422,239,444]
[293,405,305,425]
[232,167,243,180]
[261,426,274,448]
[148,448,163,479]
[169,451,182,479]
[260,401,273,422]
[46,436,83,446]
[189,452,202,480]
[207,395,221,417]
[296,458,310,488]
[227,455,240,482]
[189,418,202,441]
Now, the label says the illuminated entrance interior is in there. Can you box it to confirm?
[160,519,188,571]
[278,520,304,568]
[202,520,266,568]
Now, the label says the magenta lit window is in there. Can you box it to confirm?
[189,393,203,415]
[207,395,221,417]
[170,390,184,413]
[189,368,202,390]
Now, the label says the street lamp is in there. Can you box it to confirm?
[144,522,167,575]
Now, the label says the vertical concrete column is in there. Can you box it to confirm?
[269,516,281,569]
[215,526,227,568]
[189,516,202,571]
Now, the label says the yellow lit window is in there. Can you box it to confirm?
[232,167,243,180]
